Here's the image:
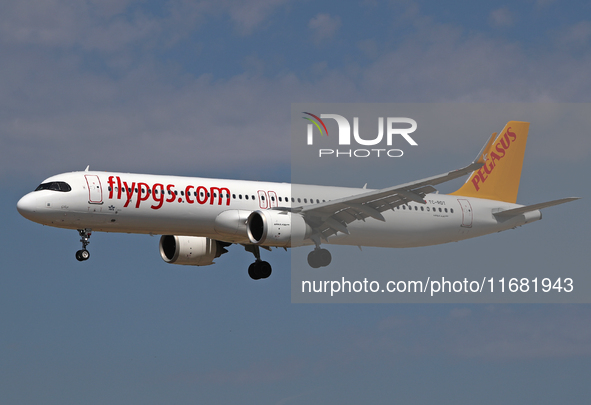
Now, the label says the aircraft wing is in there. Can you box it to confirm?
[293,160,484,240]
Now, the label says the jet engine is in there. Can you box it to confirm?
[246,210,311,247]
[159,235,228,266]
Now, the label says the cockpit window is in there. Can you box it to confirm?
[35,182,72,192]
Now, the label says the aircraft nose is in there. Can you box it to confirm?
[17,192,41,220]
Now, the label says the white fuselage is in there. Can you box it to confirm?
[17,171,542,248]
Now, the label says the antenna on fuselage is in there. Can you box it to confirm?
[84,165,90,172]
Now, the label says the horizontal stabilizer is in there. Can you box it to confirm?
[493,197,580,217]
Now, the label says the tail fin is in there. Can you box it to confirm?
[451,121,530,203]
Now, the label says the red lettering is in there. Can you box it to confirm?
[500,133,510,150]
[166,184,176,203]
[116,176,122,200]
[185,186,195,204]
[210,187,231,205]
[196,186,208,204]
[107,176,115,199]
[151,184,164,210]
[507,127,516,141]
[104,178,231,208]
[123,181,135,208]
[495,143,505,158]
[135,182,150,208]
[477,168,487,183]
[489,151,501,167]
[483,160,493,175]
[471,176,481,191]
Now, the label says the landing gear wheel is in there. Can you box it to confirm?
[244,245,272,280]
[248,260,272,280]
[248,262,261,280]
[259,261,272,279]
[75,249,90,261]
[308,248,332,268]
[318,248,331,267]
[307,251,322,268]
[76,229,92,262]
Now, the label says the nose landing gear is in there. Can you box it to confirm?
[75,228,92,262]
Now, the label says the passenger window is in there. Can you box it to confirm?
[304,198,307,203]
[421,206,424,211]
[297,198,301,203]
[245,195,249,200]
[450,208,454,213]
[239,194,242,199]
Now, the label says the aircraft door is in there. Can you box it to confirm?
[457,199,473,228]
[85,175,103,204]
[257,190,268,209]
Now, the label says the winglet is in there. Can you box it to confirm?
[475,132,497,164]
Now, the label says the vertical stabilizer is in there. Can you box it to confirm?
[451,121,529,203]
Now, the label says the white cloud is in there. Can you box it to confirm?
[356,39,379,59]
[489,7,515,27]
[308,13,341,44]
[226,0,290,35]
[367,306,591,360]
[1,3,591,181]
[0,0,291,53]
[556,21,591,48]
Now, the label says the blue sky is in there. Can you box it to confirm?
[1,1,591,404]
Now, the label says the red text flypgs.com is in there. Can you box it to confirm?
[107,176,231,210]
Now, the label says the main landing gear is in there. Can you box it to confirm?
[244,245,272,280]
[75,228,92,262]
[307,247,332,268]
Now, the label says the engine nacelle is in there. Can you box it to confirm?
[159,235,226,266]
[246,210,311,247]
[213,209,252,243]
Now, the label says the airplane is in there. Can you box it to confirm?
[16,121,579,280]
